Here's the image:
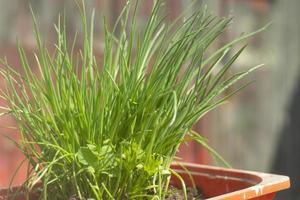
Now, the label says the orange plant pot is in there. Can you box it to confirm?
[171,162,290,199]
[0,163,290,200]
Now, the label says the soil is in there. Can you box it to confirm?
[68,187,203,200]
[166,186,203,200]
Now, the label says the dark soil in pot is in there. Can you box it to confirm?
[166,186,203,200]
[67,187,203,200]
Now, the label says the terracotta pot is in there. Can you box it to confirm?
[171,162,290,200]
[0,163,290,200]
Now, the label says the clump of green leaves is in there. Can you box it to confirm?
[1,0,265,199]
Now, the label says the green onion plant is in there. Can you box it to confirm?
[0,0,266,199]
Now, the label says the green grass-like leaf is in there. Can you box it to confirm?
[0,0,265,199]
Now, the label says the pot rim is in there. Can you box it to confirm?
[171,162,290,200]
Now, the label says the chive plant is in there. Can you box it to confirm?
[1,0,266,199]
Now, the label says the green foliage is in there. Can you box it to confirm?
[0,0,266,199]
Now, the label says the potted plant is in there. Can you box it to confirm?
[0,0,289,199]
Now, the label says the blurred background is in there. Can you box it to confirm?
[0,0,299,199]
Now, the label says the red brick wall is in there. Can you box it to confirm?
[0,46,28,187]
